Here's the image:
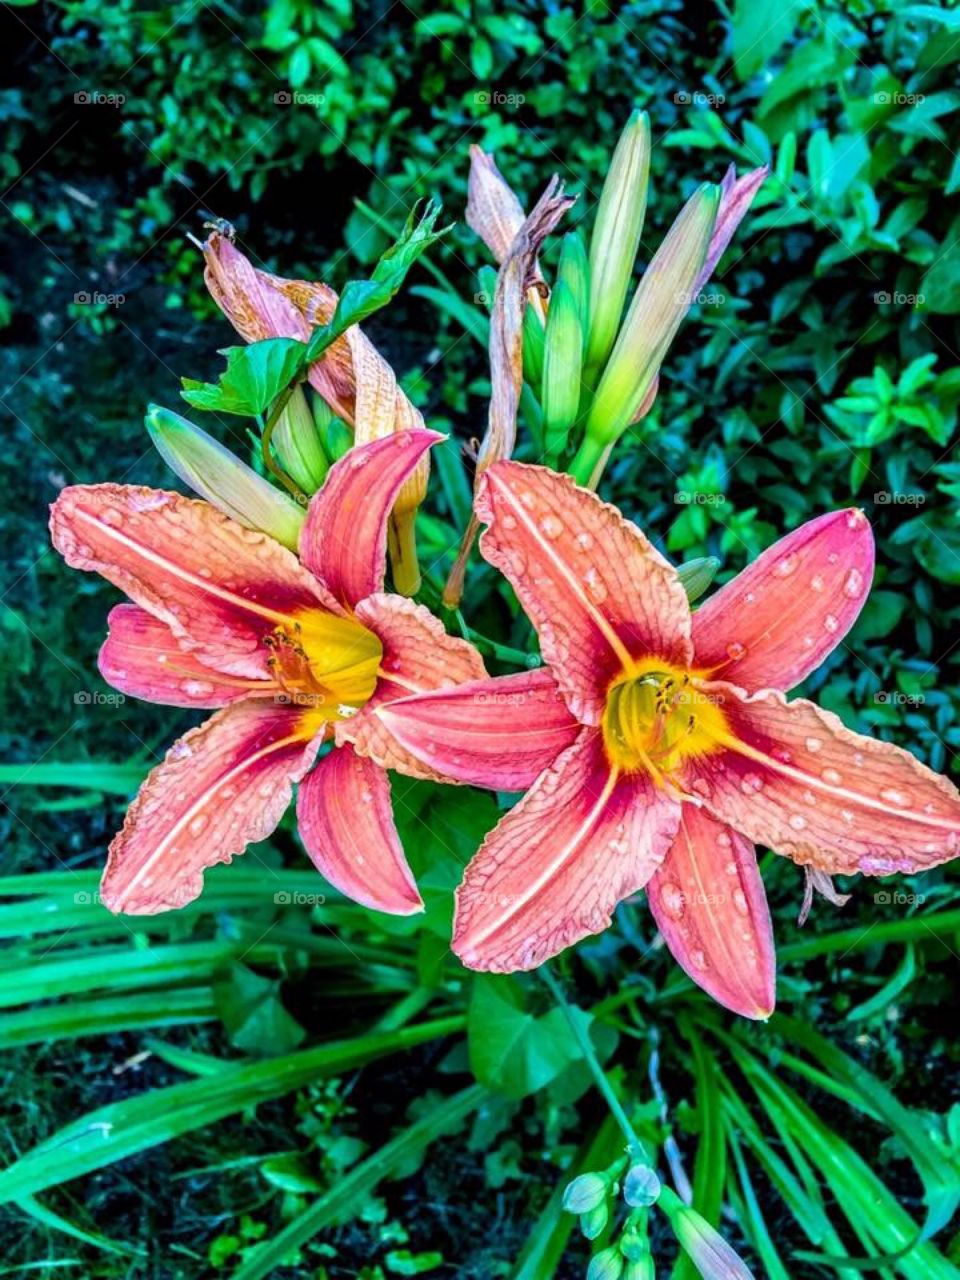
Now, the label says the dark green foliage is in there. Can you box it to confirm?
[2,0,959,1276]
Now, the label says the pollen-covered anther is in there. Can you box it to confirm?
[602,661,728,781]
[262,613,383,722]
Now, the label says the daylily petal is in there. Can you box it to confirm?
[691,509,874,693]
[376,668,582,791]
[476,462,693,723]
[647,806,775,1019]
[99,604,271,707]
[337,592,487,779]
[101,700,319,914]
[299,431,441,606]
[691,683,960,875]
[296,744,423,915]
[466,144,527,263]
[50,485,339,680]
[453,727,681,971]
[694,164,768,292]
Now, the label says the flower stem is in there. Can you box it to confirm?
[261,386,309,504]
[387,509,421,596]
[568,433,610,489]
[541,964,650,1163]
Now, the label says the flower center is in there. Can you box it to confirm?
[265,610,382,724]
[601,660,728,781]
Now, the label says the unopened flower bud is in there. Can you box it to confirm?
[580,1201,610,1241]
[558,230,590,333]
[146,404,304,550]
[586,110,651,372]
[624,1258,656,1280]
[272,385,329,493]
[522,302,546,390]
[314,397,353,462]
[563,1172,609,1214]
[623,1163,661,1208]
[660,1189,756,1278]
[677,556,721,603]
[585,182,719,449]
[541,279,584,458]
[587,1245,624,1280]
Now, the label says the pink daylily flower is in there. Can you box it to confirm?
[377,462,960,1017]
[49,431,485,916]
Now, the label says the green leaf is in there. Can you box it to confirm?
[181,338,307,416]
[0,1016,465,1202]
[468,975,597,1099]
[214,963,306,1055]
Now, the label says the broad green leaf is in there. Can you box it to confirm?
[181,338,306,415]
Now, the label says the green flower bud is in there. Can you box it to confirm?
[522,302,546,390]
[623,1258,656,1280]
[677,556,720,603]
[623,1163,660,1208]
[580,1201,610,1241]
[586,109,651,372]
[272,385,329,493]
[541,279,584,458]
[558,231,590,333]
[585,183,720,449]
[562,1172,609,1214]
[587,1245,624,1280]
[313,397,353,462]
[145,404,304,551]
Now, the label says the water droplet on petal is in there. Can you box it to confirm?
[576,531,593,550]
[689,948,708,971]
[844,569,864,598]
[811,574,824,592]
[583,567,609,603]
[539,514,564,539]
[880,787,908,807]
[774,554,798,577]
[740,772,764,794]
[189,814,207,834]
[733,888,748,915]
[805,736,823,752]
[824,614,839,633]
[822,767,842,785]
[726,641,747,661]
[789,813,807,830]
[182,679,216,698]
[659,881,685,920]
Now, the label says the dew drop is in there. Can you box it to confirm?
[726,641,747,661]
[576,531,593,550]
[811,574,824,592]
[805,736,823,752]
[583,567,608,602]
[789,813,807,830]
[539,514,564,539]
[101,507,124,527]
[182,679,216,698]
[880,787,908,807]
[740,772,764,794]
[824,614,840,633]
[189,814,207,835]
[716,831,732,848]
[822,767,842,785]
[501,514,517,530]
[170,741,193,761]
[843,569,864,598]
[659,881,685,920]
[733,888,748,916]
[689,949,708,971]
